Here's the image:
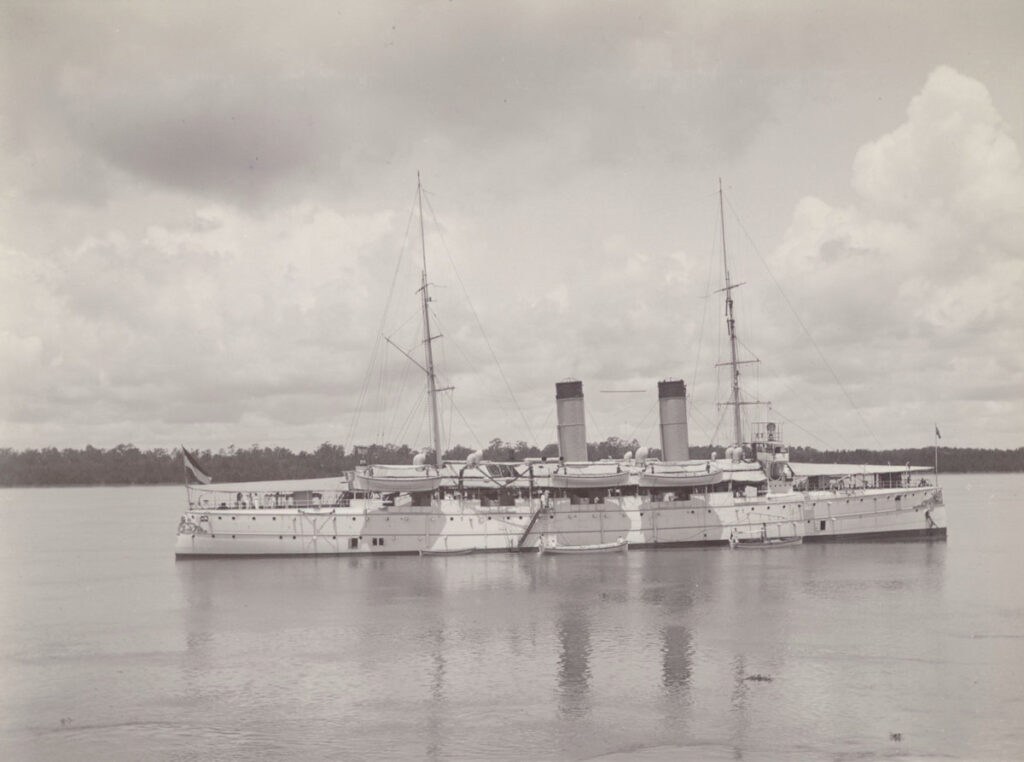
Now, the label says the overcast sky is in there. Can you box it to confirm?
[2,0,1022,455]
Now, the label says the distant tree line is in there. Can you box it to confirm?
[1,440,1021,487]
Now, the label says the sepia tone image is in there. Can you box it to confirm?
[1,2,1022,760]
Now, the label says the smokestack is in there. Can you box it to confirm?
[658,379,689,462]
[555,380,588,462]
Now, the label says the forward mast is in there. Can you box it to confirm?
[417,173,444,468]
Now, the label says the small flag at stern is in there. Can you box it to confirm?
[182,447,212,484]
[935,425,941,439]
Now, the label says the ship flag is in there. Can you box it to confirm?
[935,425,941,439]
[182,447,212,484]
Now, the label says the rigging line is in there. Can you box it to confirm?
[443,388,455,457]
[429,309,525,444]
[768,407,832,449]
[585,404,605,451]
[537,405,555,448]
[421,190,540,447]
[348,331,385,451]
[450,401,485,451]
[347,195,420,452]
[735,338,761,363]
[382,342,418,444]
[724,195,883,449]
[686,403,719,446]
[748,364,846,449]
[625,399,658,449]
[688,202,724,434]
[394,386,426,448]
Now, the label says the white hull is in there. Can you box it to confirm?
[175,485,946,557]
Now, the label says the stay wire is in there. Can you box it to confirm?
[422,188,540,447]
[724,194,883,449]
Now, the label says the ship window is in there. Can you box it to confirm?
[273,517,277,521]
[252,517,256,521]
[349,538,358,549]
[379,537,385,546]
[820,520,826,531]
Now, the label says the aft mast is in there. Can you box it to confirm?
[417,173,444,468]
[719,179,744,446]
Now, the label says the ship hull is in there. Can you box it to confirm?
[175,486,945,558]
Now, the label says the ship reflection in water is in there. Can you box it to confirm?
[556,601,592,717]
[168,540,952,760]
[661,624,693,696]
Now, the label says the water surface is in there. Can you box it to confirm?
[1,474,1021,760]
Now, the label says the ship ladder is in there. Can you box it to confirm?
[518,495,550,549]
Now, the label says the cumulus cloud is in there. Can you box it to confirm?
[0,203,398,446]
[759,66,1024,447]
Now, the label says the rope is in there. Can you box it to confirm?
[724,194,883,450]
[346,193,419,455]
[422,188,540,447]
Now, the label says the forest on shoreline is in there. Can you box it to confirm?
[1,439,1022,486]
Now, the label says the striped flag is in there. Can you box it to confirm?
[182,447,212,484]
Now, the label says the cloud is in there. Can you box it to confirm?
[2,5,1022,451]
[757,66,1024,447]
[1,2,785,210]
[0,203,398,445]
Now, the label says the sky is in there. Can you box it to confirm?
[2,0,1023,455]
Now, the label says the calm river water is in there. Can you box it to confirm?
[1,473,1022,760]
